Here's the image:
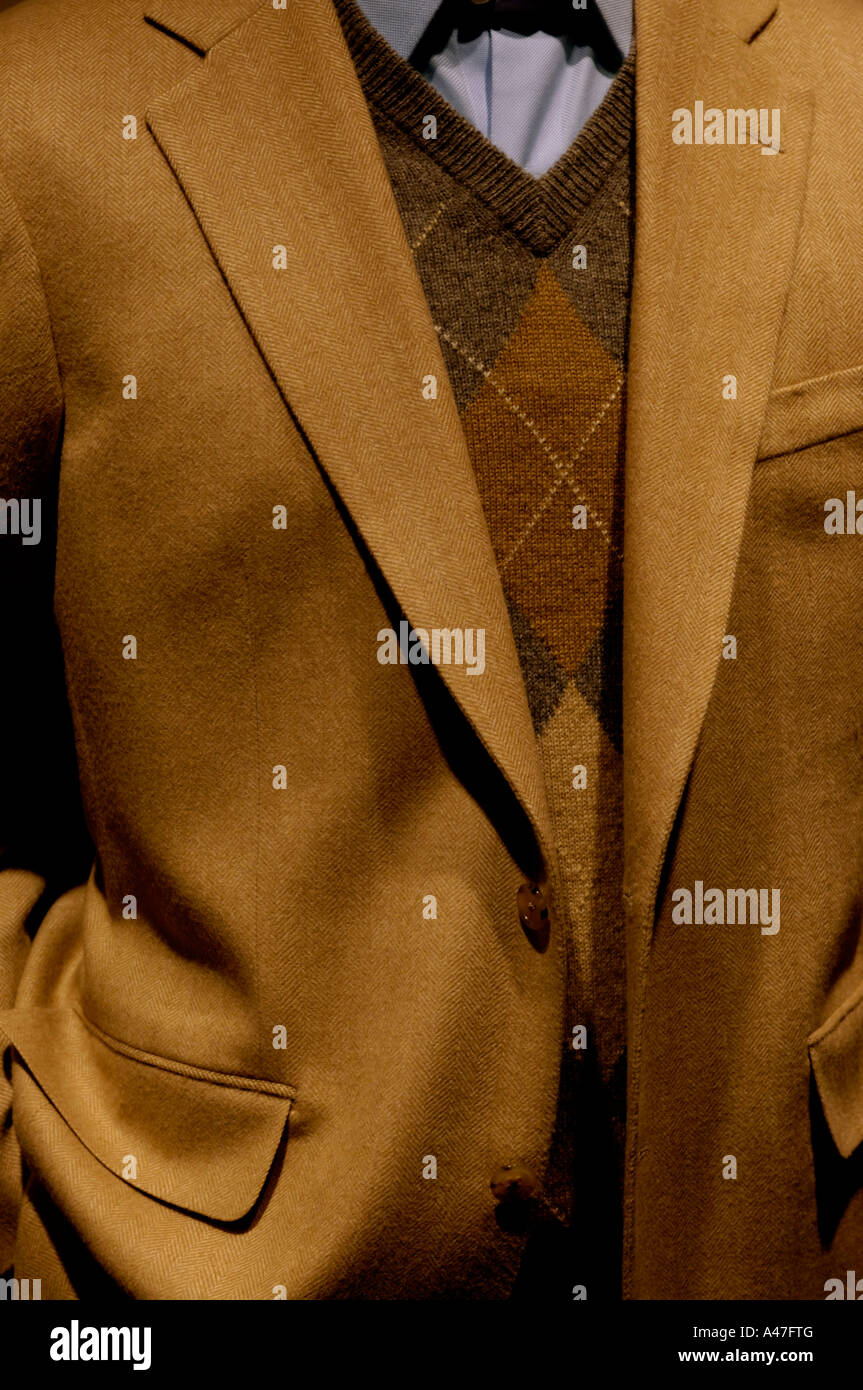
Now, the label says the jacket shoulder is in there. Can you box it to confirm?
[778,0,863,83]
[0,1,190,194]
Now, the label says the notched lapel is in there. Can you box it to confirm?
[623,0,813,941]
[143,0,555,869]
[145,0,262,53]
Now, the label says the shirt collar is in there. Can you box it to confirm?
[353,0,633,63]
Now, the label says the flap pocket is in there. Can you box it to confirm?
[758,362,863,460]
[808,979,863,1159]
[0,1007,295,1222]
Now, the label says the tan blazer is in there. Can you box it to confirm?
[0,0,862,1299]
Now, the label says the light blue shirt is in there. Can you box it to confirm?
[354,0,634,176]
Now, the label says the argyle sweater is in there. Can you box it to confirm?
[335,0,635,1296]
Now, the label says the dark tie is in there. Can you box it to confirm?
[409,0,623,73]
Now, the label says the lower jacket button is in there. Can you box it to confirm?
[516,882,550,936]
[490,1161,538,1203]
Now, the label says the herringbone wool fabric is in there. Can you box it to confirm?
[334,0,633,1283]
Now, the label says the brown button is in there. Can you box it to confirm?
[517,881,550,935]
[490,1161,538,1203]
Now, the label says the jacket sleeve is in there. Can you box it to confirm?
[0,164,92,1270]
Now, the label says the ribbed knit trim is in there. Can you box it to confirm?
[332,0,635,256]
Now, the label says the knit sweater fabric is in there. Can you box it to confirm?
[334,0,635,1297]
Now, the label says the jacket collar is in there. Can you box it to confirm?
[142,0,780,56]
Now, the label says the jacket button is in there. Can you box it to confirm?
[517,881,550,936]
[490,1161,538,1203]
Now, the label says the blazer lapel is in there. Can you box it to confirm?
[623,0,813,951]
[143,0,556,870]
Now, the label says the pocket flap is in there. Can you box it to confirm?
[808,980,863,1160]
[0,1007,295,1222]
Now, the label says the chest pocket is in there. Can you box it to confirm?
[758,362,863,461]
